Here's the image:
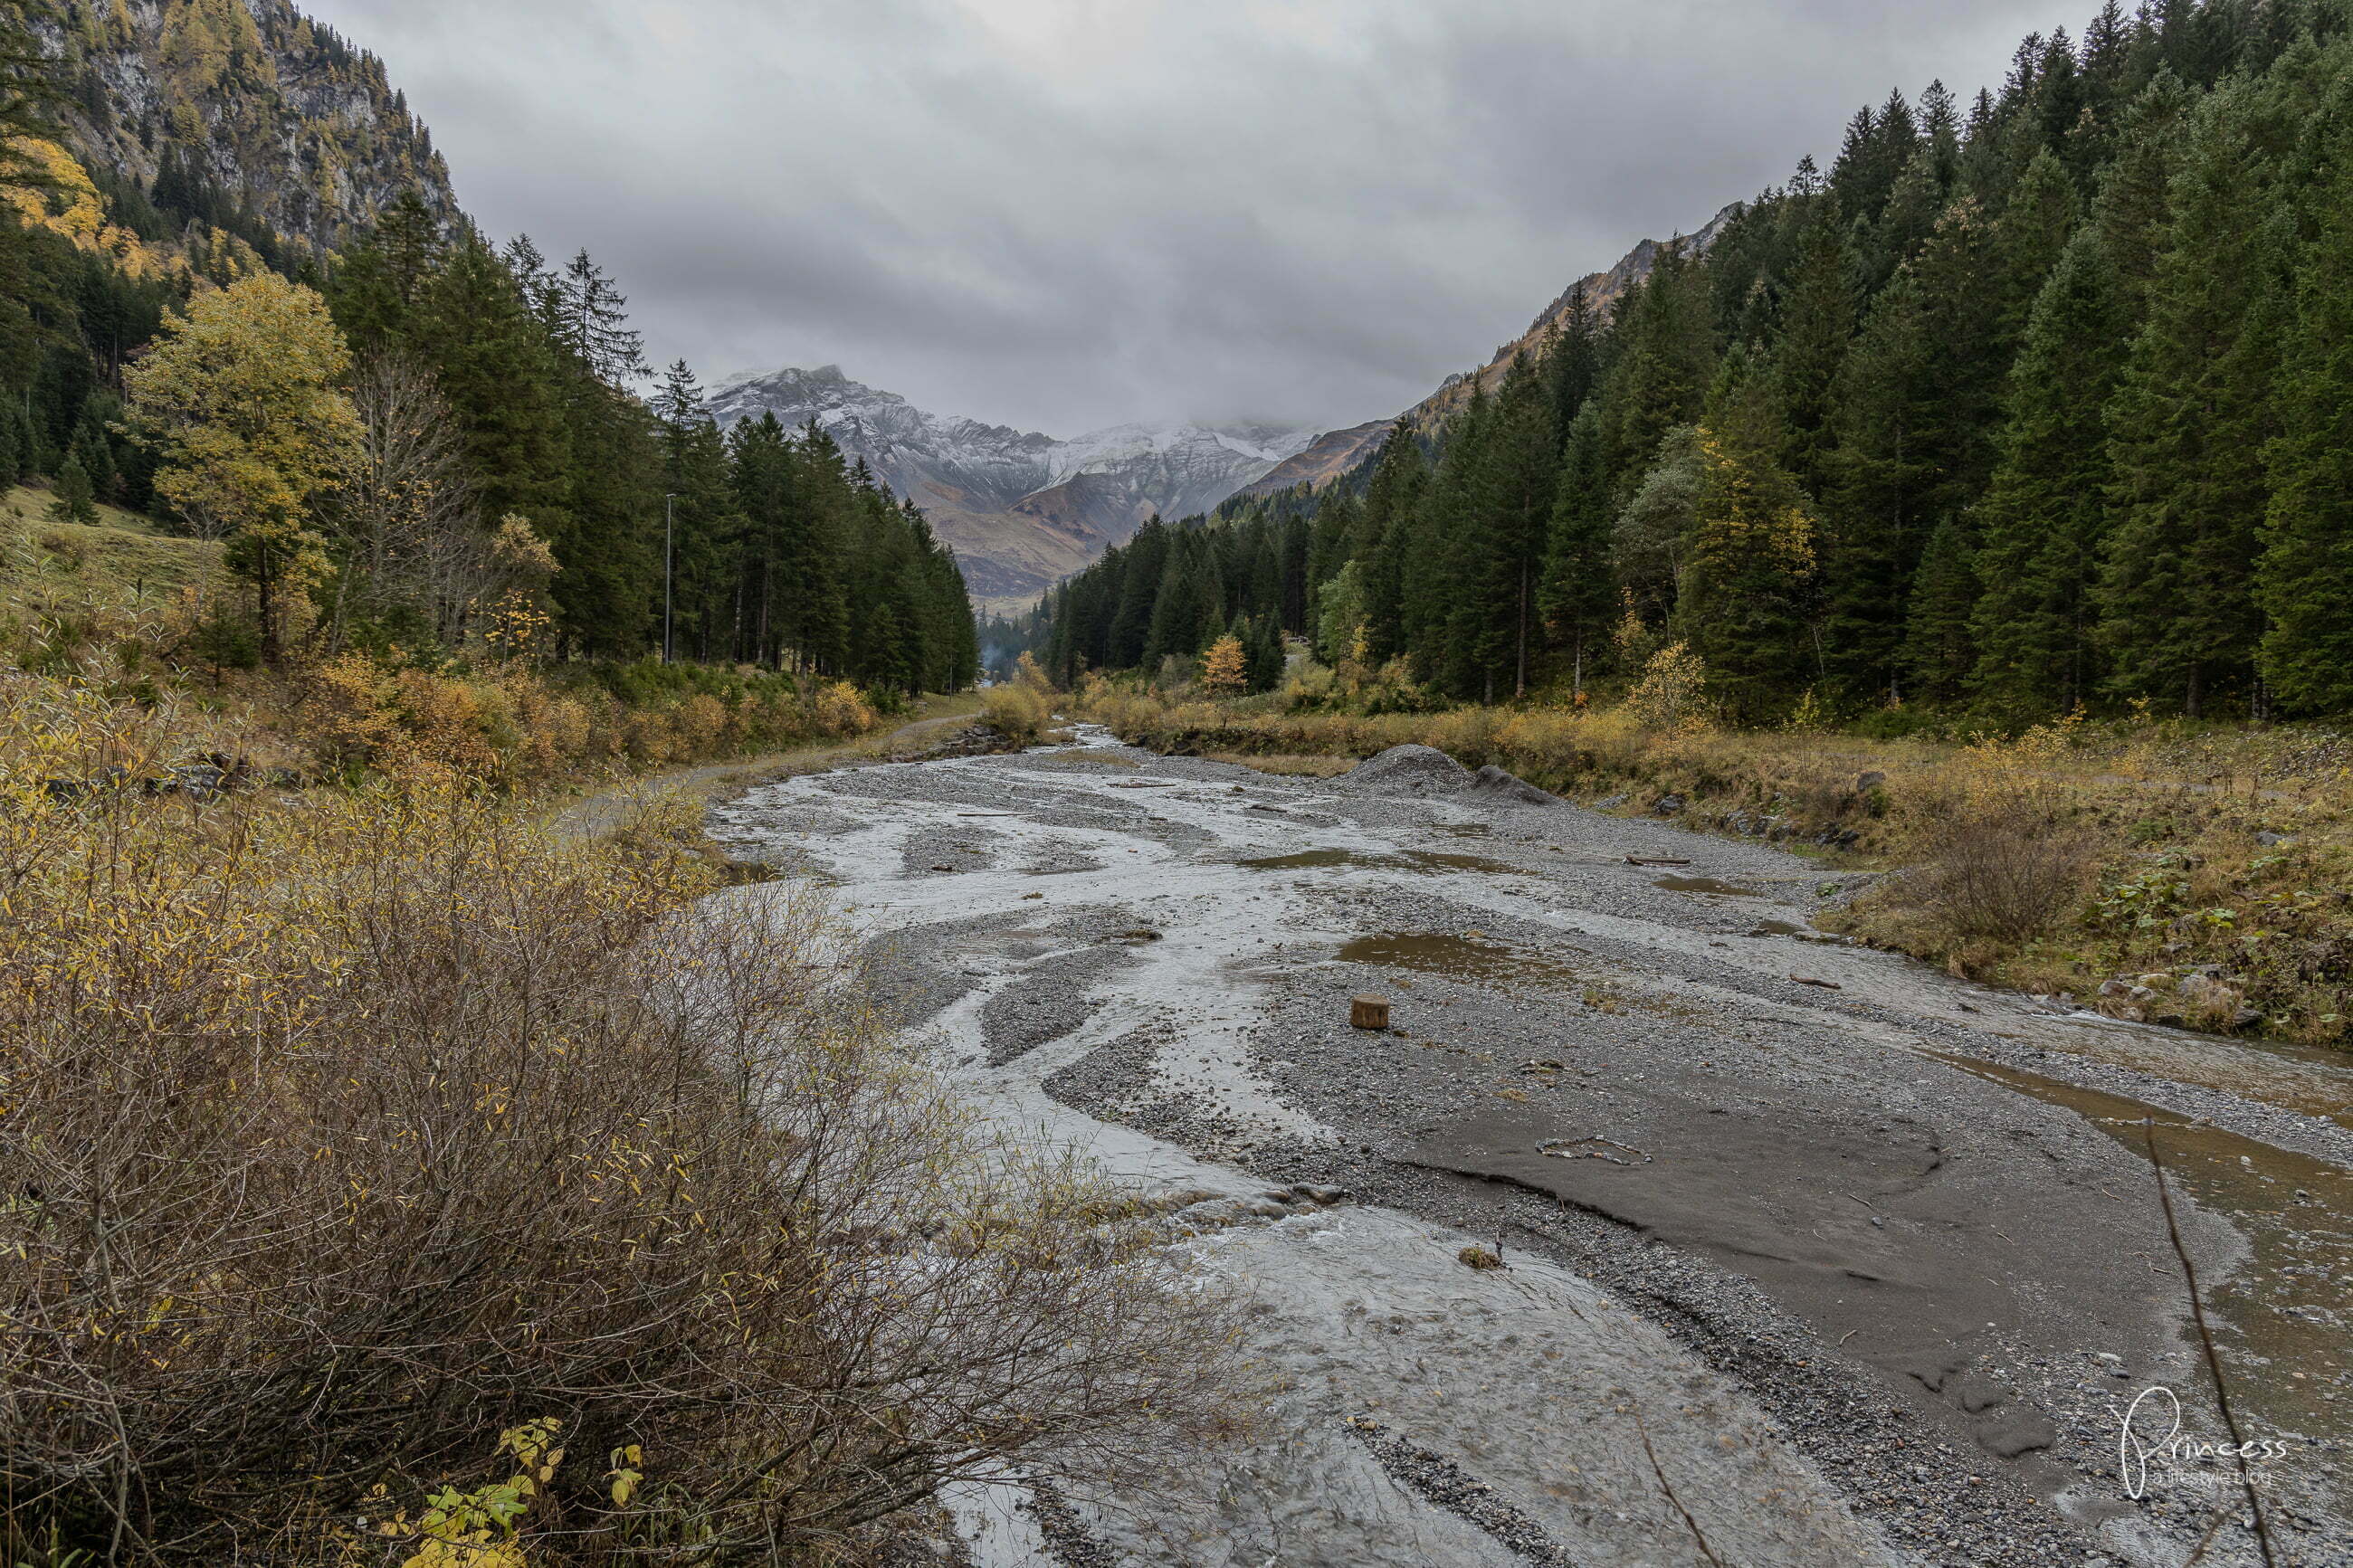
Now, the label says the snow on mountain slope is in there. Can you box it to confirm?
[707,366,1312,604]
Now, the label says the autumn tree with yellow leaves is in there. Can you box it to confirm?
[125,271,363,660]
[1200,632,1249,695]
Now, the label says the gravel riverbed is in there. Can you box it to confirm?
[703,729,2351,1568]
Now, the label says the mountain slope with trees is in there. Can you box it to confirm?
[0,0,979,696]
[1040,0,2353,727]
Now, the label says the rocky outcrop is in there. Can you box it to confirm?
[28,0,458,261]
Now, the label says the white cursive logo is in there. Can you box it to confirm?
[2118,1386,2293,1499]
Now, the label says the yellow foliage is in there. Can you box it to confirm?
[1691,427,1815,577]
[981,680,1052,746]
[1624,641,1712,732]
[813,679,878,737]
[1,138,176,279]
[1200,635,1248,696]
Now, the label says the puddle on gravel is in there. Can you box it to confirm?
[1240,849,1522,876]
[1339,933,1587,993]
[1932,1050,2352,1505]
[2031,1027,2353,1134]
[1655,876,1760,897]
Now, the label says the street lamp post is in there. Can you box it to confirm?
[662,493,678,665]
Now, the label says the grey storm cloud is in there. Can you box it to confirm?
[299,0,2079,436]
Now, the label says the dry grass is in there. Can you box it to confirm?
[0,673,1249,1564]
[0,486,226,616]
[1205,750,1359,778]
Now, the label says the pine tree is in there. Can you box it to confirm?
[1819,272,1935,704]
[1538,404,1615,696]
[1598,241,1715,487]
[2093,71,2196,323]
[1481,352,1560,697]
[1771,214,1852,498]
[47,449,95,523]
[1405,379,1497,696]
[552,249,646,385]
[1672,364,1817,720]
[1903,517,1982,703]
[1243,613,1284,693]
[1968,228,2130,714]
[2099,85,2289,716]
[1353,422,1425,660]
[2254,101,2353,715]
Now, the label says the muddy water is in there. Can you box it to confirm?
[1239,848,1522,875]
[1935,1051,2353,1505]
[2020,1022,2353,1134]
[1338,932,1587,993]
[1653,875,1762,896]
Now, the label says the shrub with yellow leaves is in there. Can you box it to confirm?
[0,672,1247,1563]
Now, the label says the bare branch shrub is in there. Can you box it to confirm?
[330,356,484,651]
[1859,720,2107,954]
[1899,798,2104,946]
[0,674,1246,1564]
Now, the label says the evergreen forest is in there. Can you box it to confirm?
[1035,0,2353,726]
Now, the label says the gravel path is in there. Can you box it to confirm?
[705,730,2352,1568]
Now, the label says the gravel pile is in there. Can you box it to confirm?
[1342,744,1476,796]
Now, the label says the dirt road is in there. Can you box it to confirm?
[707,729,2352,1568]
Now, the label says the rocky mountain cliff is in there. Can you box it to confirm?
[708,366,1313,603]
[1241,204,1742,499]
[21,0,456,271]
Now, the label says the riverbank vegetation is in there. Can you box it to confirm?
[1017,0,2353,1050]
[1077,658,2353,1048]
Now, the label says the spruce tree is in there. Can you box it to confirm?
[1598,242,1716,487]
[2254,105,2353,714]
[47,449,95,523]
[1672,362,1817,720]
[1481,353,1561,697]
[1405,380,1496,695]
[1353,423,1425,660]
[1771,215,1852,498]
[1904,518,1982,704]
[1538,404,1615,696]
[1968,228,2130,715]
[2099,85,2288,716]
[1819,272,1935,704]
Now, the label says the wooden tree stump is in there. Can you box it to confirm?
[1350,994,1391,1030]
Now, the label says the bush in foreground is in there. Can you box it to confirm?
[0,675,1245,1563]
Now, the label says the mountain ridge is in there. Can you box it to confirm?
[1240,203,1743,499]
[708,365,1313,604]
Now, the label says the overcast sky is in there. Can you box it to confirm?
[299,0,2080,438]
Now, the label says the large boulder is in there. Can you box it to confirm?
[1340,744,1474,797]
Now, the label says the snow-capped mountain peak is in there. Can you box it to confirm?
[706,366,1312,603]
